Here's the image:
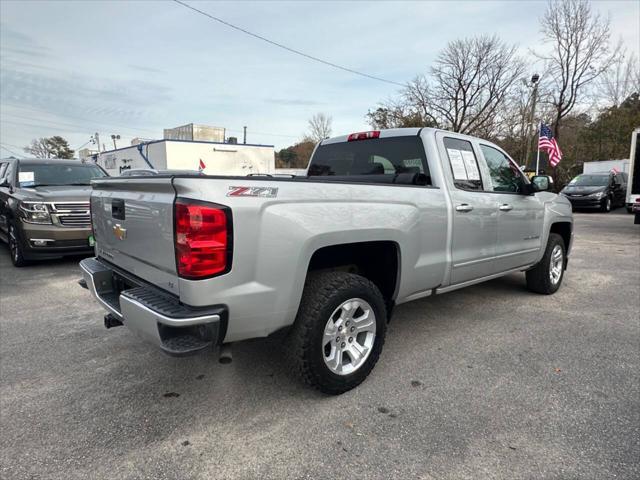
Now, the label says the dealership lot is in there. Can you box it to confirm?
[1,212,638,480]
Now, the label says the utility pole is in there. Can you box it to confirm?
[92,132,101,153]
[526,73,540,170]
[243,126,247,145]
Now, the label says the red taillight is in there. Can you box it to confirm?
[174,199,231,279]
[347,130,380,142]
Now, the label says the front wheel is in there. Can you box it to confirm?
[288,271,387,395]
[526,233,565,295]
[601,196,612,213]
[8,222,27,267]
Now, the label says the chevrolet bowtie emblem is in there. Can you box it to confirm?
[113,224,127,241]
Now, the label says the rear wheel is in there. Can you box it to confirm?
[8,222,27,267]
[289,271,387,394]
[526,233,565,295]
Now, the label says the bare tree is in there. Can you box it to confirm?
[599,52,640,107]
[307,113,332,143]
[24,136,75,159]
[427,35,525,135]
[366,36,523,136]
[24,138,54,158]
[536,0,620,138]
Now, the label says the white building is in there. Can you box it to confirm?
[96,139,275,177]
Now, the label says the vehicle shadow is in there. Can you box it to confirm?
[75,271,535,403]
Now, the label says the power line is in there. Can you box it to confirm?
[172,0,406,88]
[3,115,302,142]
[0,143,23,158]
[226,128,299,139]
[2,112,159,137]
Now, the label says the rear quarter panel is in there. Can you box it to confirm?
[173,177,448,342]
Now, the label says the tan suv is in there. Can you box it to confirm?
[0,158,107,266]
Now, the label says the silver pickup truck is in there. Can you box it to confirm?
[80,127,573,394]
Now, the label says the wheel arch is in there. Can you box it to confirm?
[549,221,572,251]
[305,240,401,317]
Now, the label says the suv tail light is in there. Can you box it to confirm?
[174,199,232,279]
[347,131,380,142]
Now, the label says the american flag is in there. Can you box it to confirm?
[538,123,563,167]
[198,158,206,172]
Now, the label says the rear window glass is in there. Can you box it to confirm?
[308,136,430,184]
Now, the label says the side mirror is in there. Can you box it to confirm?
[531,175,553,192]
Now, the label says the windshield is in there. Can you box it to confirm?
[18,163,107,187]
[569,175,609,187]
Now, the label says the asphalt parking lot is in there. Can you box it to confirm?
[1,211,638,480]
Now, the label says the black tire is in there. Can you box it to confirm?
[601,196,612,213]
[526,233,565,295]
[288,271,387,395]
[627,206,633,214]
[8,222,27,267]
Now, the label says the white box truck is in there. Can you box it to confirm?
[626,128,640,212]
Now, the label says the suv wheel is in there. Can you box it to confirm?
[601,196,612,213]
[526,233,565,295]
[8,222,27,267]
[289,271,387,394]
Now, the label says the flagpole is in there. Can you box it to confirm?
[535,121,541,175]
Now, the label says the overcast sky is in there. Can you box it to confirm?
[1,0,638,155]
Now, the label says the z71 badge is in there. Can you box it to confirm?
[227,186,278,198]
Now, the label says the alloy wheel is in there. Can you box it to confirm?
[8,226,18,262]
[549,244,563,285]
[322,298,376,376]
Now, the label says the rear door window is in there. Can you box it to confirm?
[443,137,483,191]
[309,136,430,184]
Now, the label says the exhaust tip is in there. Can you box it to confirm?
[78,278,88,290]
[104,313,123,329]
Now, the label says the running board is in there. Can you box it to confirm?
[435,265,534,295]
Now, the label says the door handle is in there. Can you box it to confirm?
[499,204,513,212]
[455,204,474,212]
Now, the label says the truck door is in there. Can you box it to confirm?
[437,134,499,284]
[478,143,545,272]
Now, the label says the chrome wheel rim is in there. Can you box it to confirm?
[606,198,611,211]
[322,298,376,376]
[8,226,18,262]
[549,244,563,285]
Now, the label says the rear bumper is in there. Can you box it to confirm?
[20,221,94,259]
[80,257,226,356]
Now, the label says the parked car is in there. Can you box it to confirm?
[79,128,573,394]
[560,172,627,212]
[0,158,108,266]
[633,197,640,224]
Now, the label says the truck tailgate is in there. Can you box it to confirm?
[90,177,180,295]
